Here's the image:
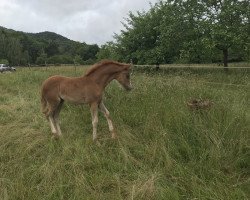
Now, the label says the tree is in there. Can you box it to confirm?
[99,0,249,66]
[73,55,83,65]
[0,26,100,65]
[36,51,47,65]
[0,59,9,64]
[96,42,120,61]
[0,30,23,65]
[45,41,59,57]
[77,44,99,61]
[203,0,249,70]
[6,38,23,65]
[118,8,164,64]
[21,50,30,66]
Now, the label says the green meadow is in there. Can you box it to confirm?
[0,65,249,199]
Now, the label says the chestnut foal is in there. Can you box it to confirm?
[41,60,132,141]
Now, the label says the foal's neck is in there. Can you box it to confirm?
[85,65,118,89]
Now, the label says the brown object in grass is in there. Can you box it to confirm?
[187,98,213,110]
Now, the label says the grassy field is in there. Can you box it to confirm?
[0,65,249,199]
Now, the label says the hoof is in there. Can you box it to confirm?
[93,139,101,146]
[111,131,118,139]
[52,134,61,140]
[96,141,101,146]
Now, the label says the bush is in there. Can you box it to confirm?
[35,57,46,65]
[47,55,74,64]
[82,58,96,65]
[0,59,9,65]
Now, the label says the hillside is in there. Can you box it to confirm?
[0,26,99,65]
[30,31,71,42]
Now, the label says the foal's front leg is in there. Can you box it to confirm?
[90,102,99,142]
[99,102,116,139]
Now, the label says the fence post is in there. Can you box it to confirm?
[155,62,160,71]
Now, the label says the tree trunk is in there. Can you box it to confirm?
[223,49,228,72]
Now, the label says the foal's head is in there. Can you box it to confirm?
[115,65,133,91]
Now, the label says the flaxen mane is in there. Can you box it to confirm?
[85,60,130,76]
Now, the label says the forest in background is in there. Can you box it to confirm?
[0,0,249,67]
[0,26,99,66]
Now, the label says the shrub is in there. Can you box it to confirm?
[0,59,9,65]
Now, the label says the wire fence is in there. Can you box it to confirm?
[134,63,250,69]
[132,63,250,88]
[185,80,250,88]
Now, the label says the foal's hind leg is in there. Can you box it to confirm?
[99,102,116,139]
[48,116,57,134]
[47,98,62,138]
[53,100,64,136]
[90,102,99,142]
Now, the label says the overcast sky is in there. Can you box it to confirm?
[0,0,158,45]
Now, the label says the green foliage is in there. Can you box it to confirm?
[45,41,59,57]
[0,27,99,66]
[73,55,83,65]
[47,55,73,65]
[96,42,120,61]
[0,30,23,65]
[101,0,249,65]
[77,44,99,61]
[0,66,249,199]
[36,51,47,65]
[0,59,9,64]
[203,0,249,66]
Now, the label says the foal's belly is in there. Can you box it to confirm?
[59,87,102,104]
[58,77,102,104]
[62,95,87,104]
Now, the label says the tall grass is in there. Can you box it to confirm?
[0,66,249,199]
